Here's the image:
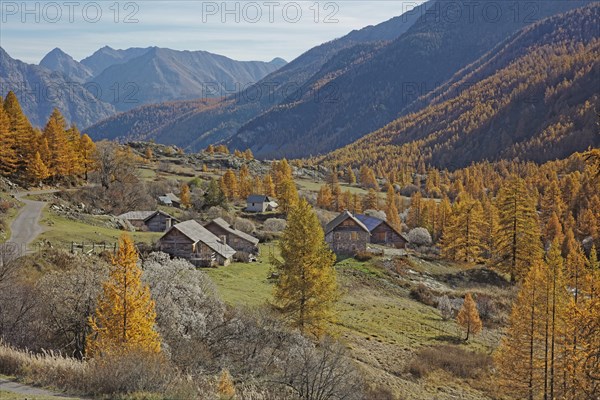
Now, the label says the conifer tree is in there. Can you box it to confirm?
[144,147,153,160]
[317,185,333,209]
[359,165,378,190]
[237,164,253,199]
[278,177,299,214]
[263,174,276,197]
[79,134,97,181]
[385,183,401,231]
[495,176,543,282]
[43,108,70,178]
[346,166,356,185]
[180,183,191,209]
[456,293,482,341]
[407,191,423,229]
[3,91,35,171]
[65,125,83,176]
[495,260,549,400]
[87,235,160,356]
[442,194,485,263]
[0,105,17,175]
[274,199,338,337]
[363,189,378,210]
[28,152,50,184]
[218,369,236,399]
[220,169,238,201]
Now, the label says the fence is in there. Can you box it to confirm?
[70,241,117,255]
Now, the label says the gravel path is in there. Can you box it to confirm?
[8,190,57,252]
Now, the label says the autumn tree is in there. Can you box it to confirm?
[237,164,253,199]
[220,169,238,201]
[79,134,97,181]
[385,183,401,231]
[87,235,161,357]
[346,166,356,185]
[317,185,333,209]
[4,91,36,172]
[28,152,50,184]
[43,108,70,178]
[218,369,236,399]
[274,199,338,337]
[456,293,482,341]
[278,177,299,214]
[180,183,191,209]
[0,105,17,175]
[363,189,378,210]
[359,165,378,190]
[495,260,549,399]
[406,191,423,229]
[263,174,276,197]
[441,194,485,263]
[495,176,543,282]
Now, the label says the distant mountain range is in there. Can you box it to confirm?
[86,0,433,146]
[0,46,286,127]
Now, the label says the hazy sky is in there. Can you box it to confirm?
[1,1,426,64]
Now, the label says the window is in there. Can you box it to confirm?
[351,232,358,241]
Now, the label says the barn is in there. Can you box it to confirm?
[117,210,179,232]
[204,218,260,255]
[356,214,408,248]
[158,220,236,267]
[324,211,370,256]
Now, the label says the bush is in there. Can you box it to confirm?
[437,294,454,320]
[263,218,287,233]
[407,345,492,379]
[354,251,373,262]
[408,227,432,246]
[409,284,437,307]
[233,218,255,234]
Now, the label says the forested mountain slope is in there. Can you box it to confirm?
[319,4,600,171]
[231,0,592,158]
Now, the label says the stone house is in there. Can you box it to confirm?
[324,211,370,256]
[246,195,278,213]
[204,218,260,255]
[158,220,236,267]
[118,210,179,232]
[356,214,408,248]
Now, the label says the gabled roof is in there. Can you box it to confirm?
[206,218,260,245]
[158,196,172,205]
[325,211,370,235]
[118,211,156,221]
[247,194,274,203]
[166,220,236,258]
[165,193,181,202]
[356,214,406,240]
[118,210,178,222]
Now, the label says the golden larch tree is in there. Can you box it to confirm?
[274,198,338,337]
[220,169,238,201]
[180,183,191,209]
[441,194,485,263]
[495,176,543,282]
[263,174,276,197]
[0,104,18,175]
[87,234,161,357]
[456,293,482,341]
[28,152,50,184]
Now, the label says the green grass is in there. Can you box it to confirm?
[204,243,279,306]
[37,209,162,249]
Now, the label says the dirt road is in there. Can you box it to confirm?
[8,190,56,252]
[0,376,79,398]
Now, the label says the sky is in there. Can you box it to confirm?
[0,1,426,64]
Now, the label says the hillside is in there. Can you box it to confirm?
[230,0,592,158]
[85,1,431,146]
[320,4,600,170]
[39,48,93,83]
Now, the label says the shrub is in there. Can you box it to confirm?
[354,251,373,262]
[0,200,11,214]
[408,227,432,246]
[233,218,255,234]
[407,345,492,379]
[263,218,287,232]
[409,284,437,307]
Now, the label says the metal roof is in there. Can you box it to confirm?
[118,211,156,220]
[247,194,274,203]
[325,211,370,235]
[355,214,384,232]
[168,220,236,258]
[206,218,260,245]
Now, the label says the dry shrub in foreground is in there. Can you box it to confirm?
[407,345,492,379]
[0,343,196,398]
